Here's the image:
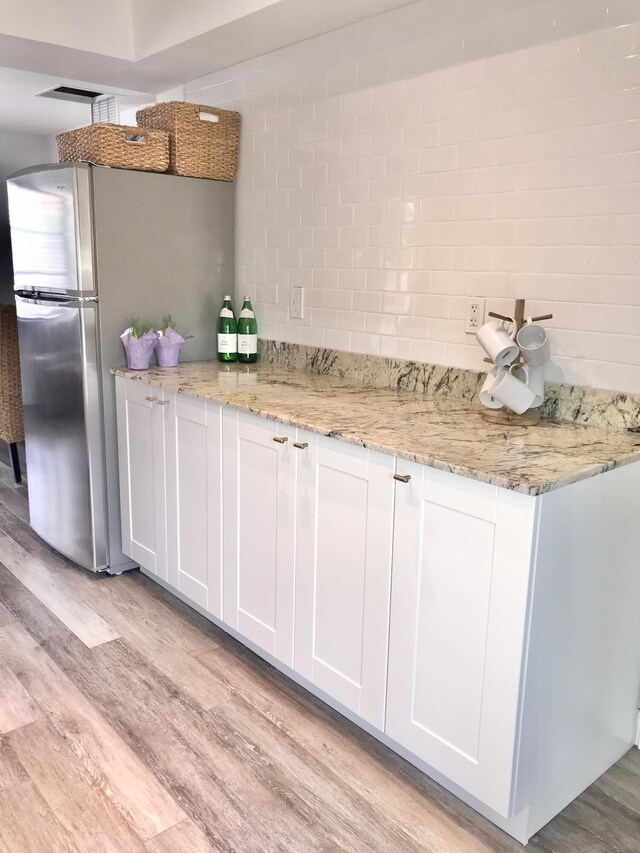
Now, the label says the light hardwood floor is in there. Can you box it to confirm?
[0,460,638,852]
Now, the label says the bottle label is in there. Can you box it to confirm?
[218,333,237,353]
[219,307,234,318]
[239,308,255,319]
[238,334,258,354]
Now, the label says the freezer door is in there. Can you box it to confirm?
[7,165,95,295]
[16,295,107,570]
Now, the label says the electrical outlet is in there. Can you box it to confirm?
[290,286,304,320]
[465,297,485,334]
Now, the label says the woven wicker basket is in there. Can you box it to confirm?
[57,123,170,172]
[0,305,24,445]
[136,102,240,181]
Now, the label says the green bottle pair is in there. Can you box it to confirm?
[217,295,258,364]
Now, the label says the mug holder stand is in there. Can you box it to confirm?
[481,408,540,426]
[480,298,552,427]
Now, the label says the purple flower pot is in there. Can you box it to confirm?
[155,328,186,367]
[121,330,158,370]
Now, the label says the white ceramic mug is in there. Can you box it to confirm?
[487,364,536,414]
[516,321,550,367]
[511,362,545,408]
[479,367,504,409]
[476,318,519,367]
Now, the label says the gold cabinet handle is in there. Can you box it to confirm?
[157,400,170,406]
[293,442,308,449]
[273,436,288,444]
[393,473,411,483]
[145,396,158,403]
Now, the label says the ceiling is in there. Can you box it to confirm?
[0,0,418,136]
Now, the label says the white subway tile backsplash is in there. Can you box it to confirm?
[313,268,339,289]
[354,247,383,269]
[369,177,403,201]
[385,200,418,224]
[401,223,436,247]
[326,247,355,269]
[410,339,448,364]
[339,182,369,204]
[326,289,353,311]
[339,269,366,290]
[379,336,413,359]
[189,1,640,393]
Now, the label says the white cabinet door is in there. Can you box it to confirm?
[115,377,167,579]
[222,409,296,665]
[386,461,537,816]
[295,432,395,730]
[165,394,223,616]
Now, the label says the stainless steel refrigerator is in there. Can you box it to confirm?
[7,162,234,573]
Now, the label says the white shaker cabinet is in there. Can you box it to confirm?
[165,394,223,616]
[116,378,169,580]
[294,431,395,730]
[386,461,537,816]
[222,409,296,666]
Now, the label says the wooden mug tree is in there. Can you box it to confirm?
[481,298,553,427]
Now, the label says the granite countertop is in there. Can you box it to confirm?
[112,361,640,496]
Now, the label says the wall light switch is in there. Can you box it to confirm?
[290,286,304,320]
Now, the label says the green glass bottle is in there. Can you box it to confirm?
[217,295,237,362]
[237,296,258,364]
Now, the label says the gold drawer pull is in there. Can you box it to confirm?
[393,473,411,483]
[273,436,288,444]
[145,396,158,402]
[157,400,170,406]
[293,442,308,449]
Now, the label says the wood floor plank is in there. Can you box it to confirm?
[207,693,435,853]
[66,577,226,710]
[196,643,510,853]
[0,506,217,658]
[0,602,13,627]
[0,663,42,733]
[0,736,29,792]
[0,463,27,500]
[10,721,147,853]
[145,819,219,853]
[0,520,227,708]
[0,781,78,852]
[0,621,186,841]
[0,481,29,523]
[0,567,376,853]
[0,554,521,852]
[62,639,356,852]
[0,532,120,648]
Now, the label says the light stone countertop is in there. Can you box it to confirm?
[112,361,640,496]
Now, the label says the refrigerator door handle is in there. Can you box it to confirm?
[16,293,99,307]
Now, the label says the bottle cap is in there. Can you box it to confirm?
[223,294,231,300]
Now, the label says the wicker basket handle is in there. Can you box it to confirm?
[124,132,148,145]
[198,111,220,123]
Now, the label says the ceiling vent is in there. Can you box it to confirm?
[37,85,104,104]
[91,95,119,124]
[37,86,120,124]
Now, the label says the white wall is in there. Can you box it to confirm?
[186,0,640,394]
[0,130,56,303]
[0,0,134,59]
[131,0,281,58]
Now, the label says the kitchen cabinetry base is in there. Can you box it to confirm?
[139,565,628,846]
